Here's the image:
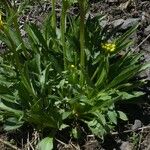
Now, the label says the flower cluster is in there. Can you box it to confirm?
[101,42,116,53]
[0,14,4,30]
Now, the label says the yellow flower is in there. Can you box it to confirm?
[0,14,4,30]
[71,64,75,68]
[101,42,116,53]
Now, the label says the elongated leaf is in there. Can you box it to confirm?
[0,101,23,116]
[107,65,140,89]
[4,117,24,131]
[139,61,150,72]
[0,94,15,102]
[40,63,51,93]
[27,23,48,50]
[116,24,138,46]
[0,85,12,94]
[21,64,36,98]
[95,56,109,88]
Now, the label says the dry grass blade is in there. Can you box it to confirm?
[0,138,21,150]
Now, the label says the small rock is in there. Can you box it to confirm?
[132,119,142,130]
[120,141,133,150]
[113,19,124,27]
[100,20,108,28]
[121,18,140,29]
[144,25,150,35]
[20,29,26,37]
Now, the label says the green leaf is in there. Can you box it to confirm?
[95,56,109,88]
[0,85,11,94]
[0,101,23,116]
[21,64,37,98]
[27,23,48,50]
[38,137,53,150]
[96,113,106,126]
[40,63,51,93]
[107,111,117,125]
[139,61,150,72]
[116,24,138,46]
[8,28,20,47]
[119,91,144,100]
[4,117,24,131]
[62,111,71,120]
[86,119,106,138]
[118,111,128,121]
[59,124,69,130]
[107,65,140,89]
[72,128,78,139]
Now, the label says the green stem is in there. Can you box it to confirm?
[79,0,86,86]
[52,0,56,30]
[61,0,67,70]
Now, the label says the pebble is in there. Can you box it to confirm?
[132,119,142,130]
[120,141,133,150]
[113,19,124,27]
[113,18,140,29]
[121,18,140,29]
[105,0,118,3]
[144,25,150,35]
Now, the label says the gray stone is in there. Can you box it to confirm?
[121,18,140,29]
[20,29,26,37]
[100,20,108,28]
[144,25,150,35]
[113,19,125,27]
[132,119,142,130]
[120,141,133,150]
[105,0,118,2]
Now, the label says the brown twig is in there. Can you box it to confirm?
[55,138,67,146]
[70,142,80,150]
[137,127,144,150]
[0,138,21,150]
[29,141,35,150]
[134,33,150,51]
[111,125,150,135]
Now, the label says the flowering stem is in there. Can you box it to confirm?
[61,0,68,70]
[52,0,56,30]
[79,0,86,86]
